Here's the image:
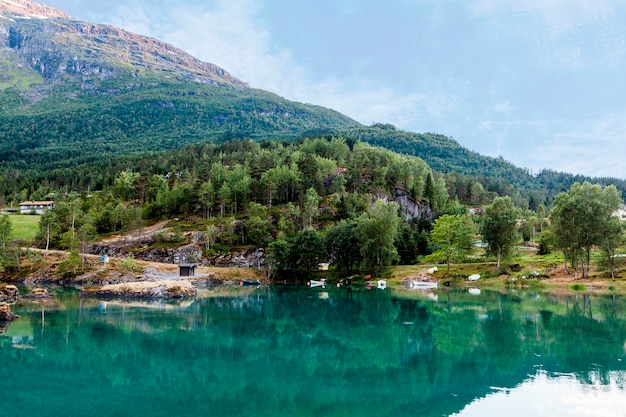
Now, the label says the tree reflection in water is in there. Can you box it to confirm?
[0,287,624,417]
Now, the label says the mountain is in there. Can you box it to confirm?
[1,1,624,207]
[0,0,359,170]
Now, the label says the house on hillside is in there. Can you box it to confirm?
[19,201,55,215]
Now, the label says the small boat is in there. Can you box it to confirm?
[468,274,481,281]
[377,280,387,290]
[307,279,327,288]
[240,279,262,287]
[468,288,481,295]
[409,281,438,289]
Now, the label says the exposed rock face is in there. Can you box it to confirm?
[0,284,19,301]
[0,302,19,321]
[0,0,247,87]
[91,239,265,268]
[391,188,434,221]
[81,280,196,300]
[207,249,265,268]
[0,0,70,19]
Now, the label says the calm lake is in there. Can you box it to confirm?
[1,286,625,417]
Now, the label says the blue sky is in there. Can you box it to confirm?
[42,0,626,178]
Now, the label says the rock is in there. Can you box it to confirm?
[0,284,19,301]
[0,302,19,322]
[81,280,196,300]
[24,288,49,299]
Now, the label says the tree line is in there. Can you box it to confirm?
[0,136,623,279]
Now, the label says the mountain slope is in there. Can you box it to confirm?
[1,1,623,207]
[0,0,359,169]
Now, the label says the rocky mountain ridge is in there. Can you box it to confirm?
[0,0,69,19]
[0,0,247,88]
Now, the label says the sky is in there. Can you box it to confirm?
[40,0,626,179]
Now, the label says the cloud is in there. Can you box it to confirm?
[469,0,626,70]
[474,110,626,178]
[99,0,461,131]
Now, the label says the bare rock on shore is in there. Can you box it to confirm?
[0,284,20,302]
[81,280,196,299]
[23,288,50,299]
[0,302,19,322]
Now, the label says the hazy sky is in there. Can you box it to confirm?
[40,0,626,178]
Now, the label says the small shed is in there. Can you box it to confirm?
[178,264,196,277]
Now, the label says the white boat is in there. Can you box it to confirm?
[307,279,327,288]
[377,280,387,290]
[407,281,438,289]
[468,274,481,281]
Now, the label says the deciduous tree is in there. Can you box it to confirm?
[430,214,475,272]
[481,196,518,271]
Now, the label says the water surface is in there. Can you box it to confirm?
[1,286,625,416]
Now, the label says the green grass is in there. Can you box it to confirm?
[8,214,40,243]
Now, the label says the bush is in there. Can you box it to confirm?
[57,251,82,278]
[537,238,551,255]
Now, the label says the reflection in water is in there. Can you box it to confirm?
[0,287,624,417]
[454,372,626,417]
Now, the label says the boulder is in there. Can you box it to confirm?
[24,288,49,299]
[0,302,19,321]
[0,284,19,301]
[81,280,196,299]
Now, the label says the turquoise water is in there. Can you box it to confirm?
[1,287,625,417]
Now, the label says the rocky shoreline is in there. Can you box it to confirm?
[80,280,197,299]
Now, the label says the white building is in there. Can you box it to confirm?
[19,201,55,214]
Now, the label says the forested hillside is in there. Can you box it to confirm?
[19,137,453,277]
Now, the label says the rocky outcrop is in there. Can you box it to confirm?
[0,1,247,87]
[0,302,19,322]
[81,280,196,300]
[206,249,265,268]
[91,239,266,268]
[391,189,434,221]
[0,0,71,19]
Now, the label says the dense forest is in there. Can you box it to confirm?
[0,134,606,282]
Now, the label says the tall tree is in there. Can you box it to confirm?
[355,200,400,277]
[430,214,476,272]
[291,228,325,276]
[549,182,622,277]
[38,210,60,252]
[325,219,362,273]
[481,196,519,271]
[301,187,320,228]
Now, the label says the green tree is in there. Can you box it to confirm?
[395,222,418,265]
[38,210,60,251]
[246,216,272,246]
[77,214,97,271]
[549,182,622,277]
[114,170,141,201]
[266,238,291,272]
[598,216,623,279]
[430,214,475,272]
[355,200,400,277]
[198,180,214,219]
[301,187,320,228]
[481,196,519,271]
[291,228,326,276]
[325,219,362,273]
[0,214,12,257]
